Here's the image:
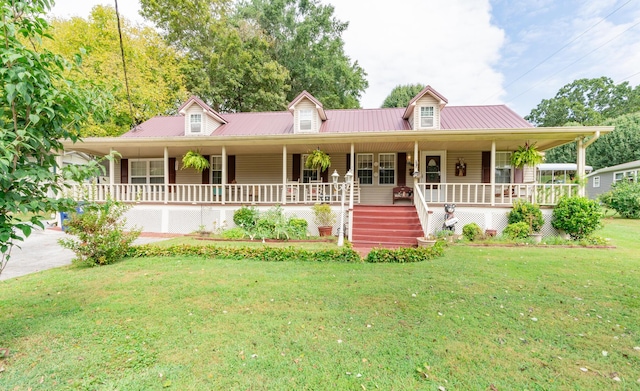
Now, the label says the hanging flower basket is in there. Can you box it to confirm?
[510,142,543,169]
[182,150,210,172]
[305,149,331,172]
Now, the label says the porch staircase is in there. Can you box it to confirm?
[350,205,424,254]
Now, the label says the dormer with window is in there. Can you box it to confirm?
[178,96,228,136]
[288,91,327,133]
[403,85,448,130]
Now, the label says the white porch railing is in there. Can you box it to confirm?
[413,183,432,237]
[418,183,578,206]
[66,183,361,205]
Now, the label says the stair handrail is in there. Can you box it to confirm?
[413,184,432,237]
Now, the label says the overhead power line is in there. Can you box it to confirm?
[114,0,136,128]
[505,19,640,106]
[483,0,634,104]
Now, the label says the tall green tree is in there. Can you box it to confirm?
[237,0,368,108]
[381,83,426,108]
[587,112,640,170]
[526,77,640,163]
[1,0,108,276]
[140,0,290,112]
[45,6,188,136]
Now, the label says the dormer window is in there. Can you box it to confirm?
[420,106,434,128]
[299,109,312,131]
[190,114,202,133]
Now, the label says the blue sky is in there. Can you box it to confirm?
[51,0,640,117]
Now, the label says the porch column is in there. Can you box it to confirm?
[221,146,227,205]
[348,143,355,241]
[490,141,496,206]
[413,141,419,185]
[576,137,586,196]
[109,148,115,197]
[164,147,169,204]
[282,145,287,205]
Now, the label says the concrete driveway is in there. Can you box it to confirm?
[0,228,168,281]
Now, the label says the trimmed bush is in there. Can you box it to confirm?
[59,199,141,266]
[129,243,362,263]
[508,199,544,233]
[288,218,309,239]
[598,180,640,218]
[503,222,531,240]
[552,196,603,240]
[462,223,483,241]
[365,241,445,263]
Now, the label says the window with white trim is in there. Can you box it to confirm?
[299,109,312,131]
[495,152,512,184]
[301,153,319,182]
[211,155,222,184]
[592,176,600,188]
[420,106,434,128]
[130,159,164,184]
[190,113,202,133]
[614,169,639,183]
[357,154,373,185]
[378,153,395,185]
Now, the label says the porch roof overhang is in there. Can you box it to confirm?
[62,125,614,158]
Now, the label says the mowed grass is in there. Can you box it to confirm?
[0,219,639,390]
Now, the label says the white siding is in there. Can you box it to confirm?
[446,152,481,183]
[413,95,441,130]
[293,99,320,133]
[184,105,222,136]
[176,168,201,184]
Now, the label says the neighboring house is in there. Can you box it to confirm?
[586,160,640,199]
[62,86,613,246]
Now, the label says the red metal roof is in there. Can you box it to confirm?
[121,116,185,138]
[121,104,531,138]
[441,105,532,129]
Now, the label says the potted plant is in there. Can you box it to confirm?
[305,149,331,173]
[312,203,335,236]
[416,234,437,247]
[510,142,543,169]
[182,150,210,172]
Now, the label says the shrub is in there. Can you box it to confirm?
[598,181,640,218]
[503,222,531,240]
[312,203,336,226]
[462,223,483,241]
[233,206,260,229]
[288,218,308,239]
[365,241,445,263]
[508,199,544,233]
[58,199,140,266]
[129,243,362,263]
[222,227,245,239]
[552,196,603,240]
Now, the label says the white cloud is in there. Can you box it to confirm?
[327,0,506,108]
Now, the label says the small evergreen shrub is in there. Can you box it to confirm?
[233,206,259,231]
[59,199,141,266]
[552,196,603,240]
[503,222,531,240]
[598,181,640,218]
[508,199,544,233]
[462,223,483,241]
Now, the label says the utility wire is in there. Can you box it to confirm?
[114,0,136,128]
[505,19,640,106]
[483,0,633,103]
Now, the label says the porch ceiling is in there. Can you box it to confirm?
[63,126,612,157]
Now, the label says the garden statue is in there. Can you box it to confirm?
[443,204,459,231]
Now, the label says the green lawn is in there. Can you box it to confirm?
[1,219,639,390]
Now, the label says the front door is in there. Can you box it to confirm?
[425,155,441,189]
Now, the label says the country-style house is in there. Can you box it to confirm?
[61,86,613,248]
